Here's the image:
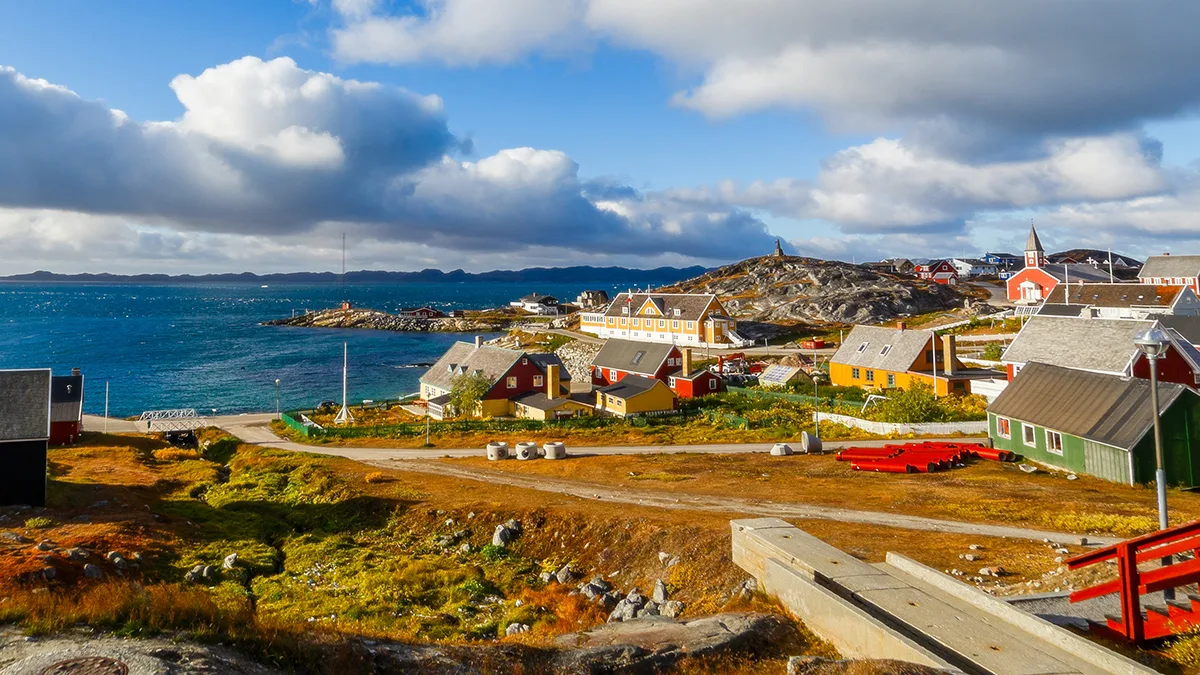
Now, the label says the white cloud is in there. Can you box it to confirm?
[0,58,779,273]
[331,0,587,66]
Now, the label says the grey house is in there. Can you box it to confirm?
[0,369,52,506]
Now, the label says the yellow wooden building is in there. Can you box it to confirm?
[578,292,752,348]
[594,375,676,417]
[829,324,975,397]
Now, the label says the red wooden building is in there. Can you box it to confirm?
[915,260,958,285]
[50,369,84,445]
[591,339,723,398]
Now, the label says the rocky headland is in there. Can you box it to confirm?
[657,255,977,325]
[263,308,512,333]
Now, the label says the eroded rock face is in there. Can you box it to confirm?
[658,255,967,325]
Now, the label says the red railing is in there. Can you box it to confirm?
[1067,519,1200,642]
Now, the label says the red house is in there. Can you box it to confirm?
[1006,225,1113,303]
[50,369,84,445]
[590,339,723,398]
[915,260,958,285]
[419,338,575,419]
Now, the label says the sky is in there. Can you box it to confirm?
[2,1,1200,274]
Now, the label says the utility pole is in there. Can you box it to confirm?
[104,381,109,434]
[275,378,281,421]
[335,342,354,425]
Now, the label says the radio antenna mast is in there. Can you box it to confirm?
[334,342,354,425]
[341,232,346,303]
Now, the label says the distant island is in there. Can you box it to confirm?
[0,265,709,285]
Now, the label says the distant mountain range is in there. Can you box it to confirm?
[0,265,709,286]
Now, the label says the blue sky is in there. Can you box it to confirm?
[1,1,1199,273]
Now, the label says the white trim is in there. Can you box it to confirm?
[996,416,1011,439]
[1022,423,1037,447]
[1045,429,1064,455]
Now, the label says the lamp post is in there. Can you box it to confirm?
[275,378,281,421]
[1135,325,1172,599]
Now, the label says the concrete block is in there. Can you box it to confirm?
[542,442,567,460]
[732,519,879,585]
[515,442,538,460]
[771,443,793,456]
[486,442,509,461]
[761,558,958,671]
[884,553,1158,675]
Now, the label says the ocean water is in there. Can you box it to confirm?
[0,282,629,417]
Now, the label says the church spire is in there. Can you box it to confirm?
[1024,223,1045,268]
[773,238,784,258]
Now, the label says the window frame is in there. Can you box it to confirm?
[1045,429,1064,455]
[709,378,718,390]
[533,375,544,388]
[851,367,861,379]
[996,417,1011,439]
[865,370,875,382]
[506,376,518,389]
[1022,424,1037,447]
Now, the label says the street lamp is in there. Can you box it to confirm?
[1135,324,1172,598]
[275,378,281,421]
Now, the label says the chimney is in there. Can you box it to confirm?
[681,348,692,375]
[897,321,907,331]
[942,335,957,376]
[546,364,561,398]
[71,368,81,376]
[475,335,483,348]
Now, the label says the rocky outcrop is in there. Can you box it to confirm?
[263,308,510,333]
[554,340,602,382]
[657,255,971,325]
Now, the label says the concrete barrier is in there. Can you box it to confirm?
[885,553,1158,675]
[515,442,538,460]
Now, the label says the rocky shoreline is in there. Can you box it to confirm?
[263,308,513,333]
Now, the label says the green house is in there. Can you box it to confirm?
[988,362,1200,486]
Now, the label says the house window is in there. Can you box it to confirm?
[521,358,528,365]
[1046,430,1063,455]
[620,318,627,326]
[609,369,617,379]
[674,309,681,317]
[866,371,875,382]
[659,320,666,327]
[632,318,640,327]
[622,306,629,314]
[709,378,718,390]
[668,376,676,388]
[506,376,517,389]
[887,373,896,387]
[857,342,868,353]
[1023,424,1036,447]
[607,317,615,325]
[686,321,694,329]
[997,417,1011,439]
[672,320,680,329]
[533,375,543,387]
[851,367,861,379]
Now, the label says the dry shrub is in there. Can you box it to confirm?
[364,471,391,484]
[153,448,202,462]
[516,584,607,635]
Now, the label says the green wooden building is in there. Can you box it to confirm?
[988,362,1200,486]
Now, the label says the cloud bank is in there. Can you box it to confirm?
[0,57,779,272]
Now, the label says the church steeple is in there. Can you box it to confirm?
[773,238,784,258]
[1024,224,1045,269]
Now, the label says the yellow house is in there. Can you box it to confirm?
[578,292,751,348]
[594,375,676,417]
[829,324,974,397]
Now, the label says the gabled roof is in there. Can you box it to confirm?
[518,293,557,304]
[604,293,718,320]
[1038,264,1114,283]
[1043,283,1185,308]
[513,391,594,411]
[1139,255,1200,280]
[420,342,524,391]
[528,353,572,381]
[598,375,668,399]
[0,369,51,441]
[1025,226,1044,253]
[51,374,84,423]
[1154,315,1200,346]
[1000,316,1153,373]
[989,362,1191,451]
[591,339,675,376]
[830,325,933,373]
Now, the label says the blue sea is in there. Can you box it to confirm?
[0,282,630,417]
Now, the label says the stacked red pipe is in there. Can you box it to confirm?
[835,441,1016,474]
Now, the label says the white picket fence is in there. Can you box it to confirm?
[814,412,989,436]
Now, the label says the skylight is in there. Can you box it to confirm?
[632,351,645,365]
[856,342,868,352]
[880,345,891,356]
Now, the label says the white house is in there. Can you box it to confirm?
[951,258,999,278]
[510,293,561,315]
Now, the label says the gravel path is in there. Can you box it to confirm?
[369,458,1120,545]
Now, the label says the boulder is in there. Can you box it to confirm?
[185,564,206,583]
[41,566,56,580]
[2,532,32,544]
[83,563,102,579]
[505,623,530,637]
[492,521,522,548]
[65,548,88,562]
[660,600,685,618]
[555,564,576,585]
[652,579,669,604]
[36,541,54,552]
[223,553,240,569]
